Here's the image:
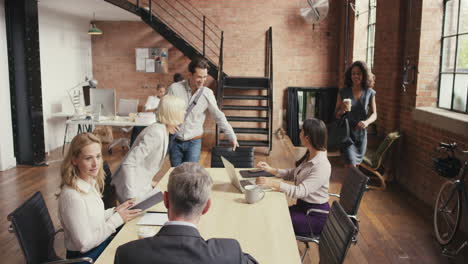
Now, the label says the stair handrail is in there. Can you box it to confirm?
[266,27,273,152]
[136,0,223,65]
[215,30,224,146]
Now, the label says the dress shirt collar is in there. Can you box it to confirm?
[306,151,327,165]
[75,177,96,194]
[164,220,197,229]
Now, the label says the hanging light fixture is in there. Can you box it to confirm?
[88,13,103,35]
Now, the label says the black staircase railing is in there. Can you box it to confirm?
[265,27,273,152]
[134,0,223,67]
[215,31,224,146]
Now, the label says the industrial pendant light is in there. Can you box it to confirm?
[88,13,103,35]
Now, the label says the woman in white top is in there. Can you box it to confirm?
[256,118,331,236]
[58,133,141,262]
[144,84,166,111]
[112,95,185,203]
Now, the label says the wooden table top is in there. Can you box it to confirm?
[95,168,301,264]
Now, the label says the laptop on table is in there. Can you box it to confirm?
[220,156,272,193]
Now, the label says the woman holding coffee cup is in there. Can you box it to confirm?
[335,60,377,167]
[255,118,331,236]
[57,133,141,262]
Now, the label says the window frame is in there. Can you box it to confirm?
[437,0,468,114]
[366,0,377,69]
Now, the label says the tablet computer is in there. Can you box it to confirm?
[239,170,275,178]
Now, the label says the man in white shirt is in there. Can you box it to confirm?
[114,162,258,264]
[167,57,238,166]
[143,84,166,111]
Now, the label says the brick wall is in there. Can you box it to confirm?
[371,0,468,210]
[92,0,344,130]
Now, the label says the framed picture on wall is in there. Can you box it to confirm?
[135,48,168,73]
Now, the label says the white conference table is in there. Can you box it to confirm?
[95,168,302,264]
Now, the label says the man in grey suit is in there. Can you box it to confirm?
[114,162,258,264]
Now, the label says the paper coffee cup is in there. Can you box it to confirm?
[343,98,352,112]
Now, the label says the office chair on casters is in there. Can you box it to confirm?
[211,147,254,168]
[108,98,139,154]
[296,201,357,264]
[296,168,368,263]
[331,167,369,231]
[7,192,93,264]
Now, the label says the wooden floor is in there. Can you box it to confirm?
[1,130,467,263]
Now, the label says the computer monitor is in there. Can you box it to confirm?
[90,88,116,116]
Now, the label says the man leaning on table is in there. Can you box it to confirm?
[167,57,239,166]
[114,162,258,264]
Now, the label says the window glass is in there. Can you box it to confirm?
[439,74,454,109]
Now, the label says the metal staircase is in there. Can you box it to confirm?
[104,0,273,153]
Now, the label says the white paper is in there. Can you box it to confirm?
[145,58,155,72]
[137,212,168,226]
[136,48,148,72]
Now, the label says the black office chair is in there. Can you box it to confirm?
[7,191,93,264]
[210,147,254,168]
[296,168,368,263]
[297,201,357,264]
[331,167,369,226]
[102,161,117,209]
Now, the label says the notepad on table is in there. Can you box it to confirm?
[137,212,168,226]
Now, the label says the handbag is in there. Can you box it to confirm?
[327,114,354,151]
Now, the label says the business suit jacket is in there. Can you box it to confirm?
[111,122,167,203]
[114,225,258,264]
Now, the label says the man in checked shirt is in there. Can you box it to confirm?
[167,57,239,166]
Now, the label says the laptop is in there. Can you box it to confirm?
[221,156,271,193]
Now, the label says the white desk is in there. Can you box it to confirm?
[95,168,301,264]
[62,116,155,154]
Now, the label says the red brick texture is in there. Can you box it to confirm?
[370,0,467,208]
[92,0,344,130]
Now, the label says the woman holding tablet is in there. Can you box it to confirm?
[57,133,140,262]
[255,118,331,236]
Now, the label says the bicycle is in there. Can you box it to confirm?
[433,142,468,257]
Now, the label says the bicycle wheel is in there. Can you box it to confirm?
[433,180,462,245]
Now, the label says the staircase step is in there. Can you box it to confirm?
[223,85,267,90]
[222,105,269,111]
[226,116,268,122]
[223,95,268,100]
[224,76,269,88]
[232,128,269,134]
[219,140,270,147]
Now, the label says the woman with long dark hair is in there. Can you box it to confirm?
[255,118,331,236]
[335,60,377,167]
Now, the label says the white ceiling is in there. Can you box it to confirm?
[39,0,140,21]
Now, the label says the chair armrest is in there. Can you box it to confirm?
[46,257,93,264]
[296,235,320,244]
[53,228,64,236]
[306,208,330,215]
[121,127,133,133]
[329,193,340,198]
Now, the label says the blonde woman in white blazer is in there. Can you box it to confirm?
[112,95,185,203]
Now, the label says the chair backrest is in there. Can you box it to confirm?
[339,167,369,216]
[371,131,401,169]
[102,161,117,209]
[118,98,139,116]
[211,147,254,168]
[7,191,59,264]
[319,201,357,264]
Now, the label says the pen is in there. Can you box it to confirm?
[146,211,167,214]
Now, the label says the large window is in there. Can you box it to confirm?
[438,0,468,113]
[366,0,376,69]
